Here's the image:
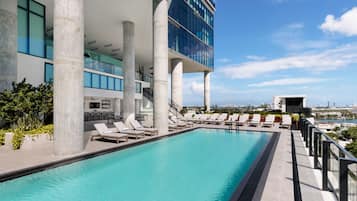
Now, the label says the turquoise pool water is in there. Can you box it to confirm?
[0,129,271,201]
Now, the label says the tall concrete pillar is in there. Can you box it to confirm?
[122,21,136,124]
[204,71,211,111]
[114,98,121,118]
[0,0,17,92]
[153,0,168,134]
[171,59,183,110]
[53,0,84,155]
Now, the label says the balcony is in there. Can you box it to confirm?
[84,50,123,77]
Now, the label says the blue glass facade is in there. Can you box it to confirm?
[168,0,214,69]
[17,0,46,58]
[45,64,142,94]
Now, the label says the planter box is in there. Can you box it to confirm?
[21,134,53,150]
[1,132,14,150]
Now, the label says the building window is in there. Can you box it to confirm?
[17,0,46,57]
[100,75,108,89]
[108,77,114,90]
[84,72,92,88]
[114,78,124,91]
[91,74,100,88]
[44,63,53,83]
[136,82,142,94]
[83,71,122,91]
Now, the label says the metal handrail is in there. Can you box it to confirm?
[309,121,357,162]
[300,118,357,201]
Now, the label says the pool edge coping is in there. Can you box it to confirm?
[231,131,280,201]
[0,126,282,201]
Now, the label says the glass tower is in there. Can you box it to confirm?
[168,0,215,69]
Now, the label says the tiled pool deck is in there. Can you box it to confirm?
[0,124,335,201]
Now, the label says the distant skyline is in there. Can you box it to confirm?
[179,0,357,107]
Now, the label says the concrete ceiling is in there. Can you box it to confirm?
[38,0,153,67]
[37,0,210,73]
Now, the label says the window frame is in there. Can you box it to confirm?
[17,0,46,58]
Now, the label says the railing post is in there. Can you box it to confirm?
[314,131,319,169]
[318,132,322,157]
[305,123,310,147]
[322,140,331,191]
[339,158,353,201]
[301,119,306,141]
[309,125,314,156]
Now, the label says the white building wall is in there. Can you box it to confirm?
[17,53,51,86]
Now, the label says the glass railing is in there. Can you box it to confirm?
[84,56,123,76]
[300,119,357,201]
[45,39,124,77]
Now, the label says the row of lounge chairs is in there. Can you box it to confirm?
[168,116,194,130]
[92,119,158,143]
[184,113,292,128]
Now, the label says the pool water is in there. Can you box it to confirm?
[0,129,271,201]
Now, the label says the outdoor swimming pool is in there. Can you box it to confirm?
[0,129,272,201]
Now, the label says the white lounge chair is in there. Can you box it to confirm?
[204,113,219,124]
[171,116,192,127]
[129,119,158,136]
[225,114,239,125]
[168,119,182,130]
[113,122,146,139]
[195,114,208,124]
[262,114,275,127]
[92,123,128,143]
[213,113,228,124]
[168,118,186,128]
[191,114,203,123]
[237,114,249,126]
[281,115,292,129]
[249,114,261,127]
[183,113,195,122]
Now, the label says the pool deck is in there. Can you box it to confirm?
[0,124,335,201]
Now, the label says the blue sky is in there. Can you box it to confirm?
[181,0,357,107]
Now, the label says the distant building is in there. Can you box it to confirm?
[352,106,357,114]
[273,95,307,113]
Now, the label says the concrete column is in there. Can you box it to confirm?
[153,0,168,134]
[204,71,211,111]
[171,59,183,110]
[53,0,84,155]
[114,98,121,118]
[0,0,17,92]
[122,21,136,124]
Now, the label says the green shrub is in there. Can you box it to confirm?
[345,141,357,157]
[0,79,53,128]
[291,114,300,122]
[14,114,42,132]
[12,130,24,150]
[341,130,351,140]
[326,132,339,141]
[0,130,5,146]
[28,124,54,135]
[347,127,357,142]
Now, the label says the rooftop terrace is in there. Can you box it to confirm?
[1,121,351,201]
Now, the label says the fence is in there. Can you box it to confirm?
[299,119,357,201]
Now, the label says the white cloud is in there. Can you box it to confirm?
[190,81,204,95]
[217,58,232,63]
[273,23,332,51]
[249,78,327,87]
[246,55,266,61]
[287,23,304,29]
[272,22,332,52]
[320,7,357,36]
[219,44,357,79]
